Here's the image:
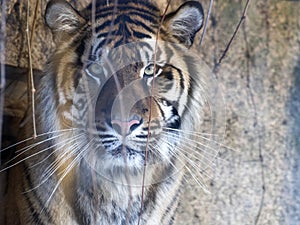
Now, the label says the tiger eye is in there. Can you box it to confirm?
[87,62,103,75]
[144,64,155,76]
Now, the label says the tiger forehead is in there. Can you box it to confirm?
[90,40,164,70]
[90,2,160,49]
[93,1,160,21]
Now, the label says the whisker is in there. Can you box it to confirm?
[160,133,218,166]
[178,150,214,180]
[148,143,179,172]
[15,132,70,154]
[163,127,217,137]
[149,143,190,184]
[22,142,80,194]
[22,135,86,192]
[42,148,76,182]
[161,131,235,164]
[160,138,215,182]
[0,132,82,173]
[157,139,210,193]
[0,134,81,173]
[184,103,204,125]
[163,127,237,152]
[39,137,86,186]
[29,133,84,168]
[160,137,215,176]
[168,148,211,192]
[41,138,95,213]
[0,128,78,153]
[161,131,219,156]
[164,142,216,172]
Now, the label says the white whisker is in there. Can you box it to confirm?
[15,132,70,154]
[0,133,83,173]
[40,138,95,215]
[148,143,180,173]
[29,133,84,168]
[161,130,219,156]
[160,133,218,167]
[156,139,210,193]
[40,136,86,185]
[0,128,78,153]
[23,134,86,193]
[163,127,217,137]
[149,142,191,185]
[160,137,214,180]
[163,127,237,152]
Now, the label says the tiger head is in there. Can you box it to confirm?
[43,0,205,181]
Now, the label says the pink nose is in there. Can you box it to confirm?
[111,118,141,135]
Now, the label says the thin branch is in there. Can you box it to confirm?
[240,0,265,223]
[217,0,251,65]
[0,0,7,164]
[30,0,40,46]
[26,0,37,138]
[254,0,268,222]
[199,0,213,48]
[137,0,172,224]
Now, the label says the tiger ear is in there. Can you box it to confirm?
[164,1,204,47]
[45,0,86,34]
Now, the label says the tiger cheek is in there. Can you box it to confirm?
[132,99,161,125]
[150,101,163,123]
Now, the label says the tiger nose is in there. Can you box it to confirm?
[111,116,142,135]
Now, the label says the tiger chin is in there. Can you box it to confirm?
[3,0,206,224]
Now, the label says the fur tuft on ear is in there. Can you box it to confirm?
[45,0,86,34]
[164,1,204,47]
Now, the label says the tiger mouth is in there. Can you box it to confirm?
[110,145,142,157]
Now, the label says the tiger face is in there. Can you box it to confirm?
[44,0,204,178]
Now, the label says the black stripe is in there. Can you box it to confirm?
[169,65,185,90]
[117,18,131,37]
[137,41,153,52]
[95,20,114,33]
[136,135,148,139]
[96,6,158,19]
[22,165,45,225]
[168,214,176,225]
[99,134,115,139]
[163,71,174,81]
[156,101,166,120]
[127,11,157,23]
[102,139,115,143]
[165,42,174,61]
[131,18,155,33]
[117,3,159,14]
[167,114,181,129]
[94,3,159,16]
[132,30,152,39]
[160,185,181,224]
[178,70,185,91]
[96,125,108,132]
[23,191,46,225]
[95,10,114,19]
[23,163,55,224]
[95,14,155,34]
[97,31,116,38]
[114,37,127,48]
[182,55,197,119]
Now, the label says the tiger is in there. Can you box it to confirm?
[1,0,208,224]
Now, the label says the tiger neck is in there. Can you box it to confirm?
[73,159,179,224]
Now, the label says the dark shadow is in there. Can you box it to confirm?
[285,50,300,224]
